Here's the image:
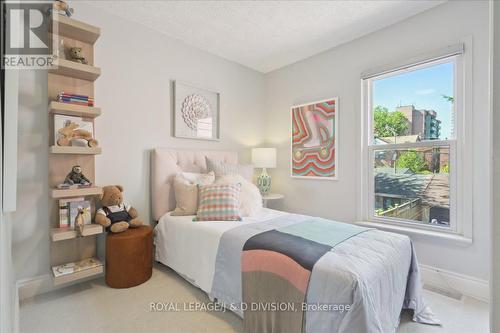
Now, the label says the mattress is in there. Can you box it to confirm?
[154,208,288,293]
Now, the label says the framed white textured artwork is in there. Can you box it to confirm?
[173,81,220,140]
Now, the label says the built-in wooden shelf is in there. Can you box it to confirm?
[50,146,101,155]
[51,224,103,242]
[52,258,103,286]
[49,101,101,118]
[51,14,101,44]
[52,186,103,199]
[49,58,101,81]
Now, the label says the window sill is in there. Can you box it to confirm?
[355,221,472,246]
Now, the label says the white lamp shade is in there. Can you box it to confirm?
[252,148,276,168]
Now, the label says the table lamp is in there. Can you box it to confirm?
[251,148,276,195]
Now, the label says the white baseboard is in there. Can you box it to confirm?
[17,271,104,301]
[17,274,54,301]
[419,264,489,303]
[17,265,489,304]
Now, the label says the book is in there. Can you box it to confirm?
[52,258,103,278]
[69,200,91,227]
[58,197,84,228]
[57,183,91,189]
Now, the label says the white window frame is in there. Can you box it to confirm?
[360,42,473,240]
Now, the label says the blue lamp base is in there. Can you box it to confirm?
[257,168,272,196]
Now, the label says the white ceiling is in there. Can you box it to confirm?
[87,1,444,73]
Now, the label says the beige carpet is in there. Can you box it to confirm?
[20,263,489,333]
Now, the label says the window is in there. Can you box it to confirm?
[361,45,471,236]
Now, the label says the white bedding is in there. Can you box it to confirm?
[154,208,288,292]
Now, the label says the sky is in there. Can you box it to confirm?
[372,61,454,140]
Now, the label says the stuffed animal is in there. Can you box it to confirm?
[57,121,98,147]
[95,185,143,233]
[69,47,88,64]
[47,0,74,17]
[64,165,91,186]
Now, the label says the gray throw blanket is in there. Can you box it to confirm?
[210,214,439,333]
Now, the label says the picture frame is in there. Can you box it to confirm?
[173,81,220,140]
[291,97,338,180]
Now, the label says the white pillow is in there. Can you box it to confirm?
[177,171,215,185]
[215,175,262,217]
[205,157,254,182]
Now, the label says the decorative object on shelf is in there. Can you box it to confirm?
[291,98,338,180]
[69,200,91,227]
[174,81,219,140]
[52,258,103,278]
[58,197,84,228]
[57,92,94,106]
[95,185,143,233]
[59,165,92,189]
[74,207,90,237]
[69,47,88,64]
[47,0,74,17]
[55,115,98,147]
[252,148,276,195]
[55,38,66,59]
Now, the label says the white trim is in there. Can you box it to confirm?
[290,97,339,180]
[356,221,472,246]
[420,264,489,303]
[3,70,18,212]
[16,272,104,301]
[361,43,464,79]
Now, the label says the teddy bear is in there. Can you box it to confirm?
[95,185,143,233]
[69,47,88,64]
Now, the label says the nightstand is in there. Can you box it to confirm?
[262,193,284,208]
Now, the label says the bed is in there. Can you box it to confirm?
[151,148,438,333]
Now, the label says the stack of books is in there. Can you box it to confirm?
[58,197,91,228]
[57,92,94,106]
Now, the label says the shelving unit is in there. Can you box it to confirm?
[53,260,104,286]
[51,14,101,44]
[48,14,103,286]
[49,101,101,118]
[51,224,103,242]
[52,186,103,199]
[50,145,102,155]
[49,58,101,81]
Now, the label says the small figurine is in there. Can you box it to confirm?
[64,165,91,186]
[75,207,89,237]
[47,0,74,17]
[57,120,98,147]
[69,47,88,65]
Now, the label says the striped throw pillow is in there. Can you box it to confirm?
[194,184,242,221]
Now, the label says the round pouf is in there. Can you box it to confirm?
[106,225,153,288]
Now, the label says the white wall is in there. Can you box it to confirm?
[264,1,491,281]
[12,2,266,282]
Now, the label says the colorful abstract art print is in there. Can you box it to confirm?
[291,98,338,180]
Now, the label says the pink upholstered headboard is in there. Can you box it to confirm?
[151,148,238,221]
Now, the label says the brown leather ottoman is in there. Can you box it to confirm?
[106,225,153,288]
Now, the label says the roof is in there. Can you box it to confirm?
[375,172,450,208]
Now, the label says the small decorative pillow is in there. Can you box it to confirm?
[206,157,254,182]
[194,183,242,221]
[215,175,262,217]
[171,172,215,216]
